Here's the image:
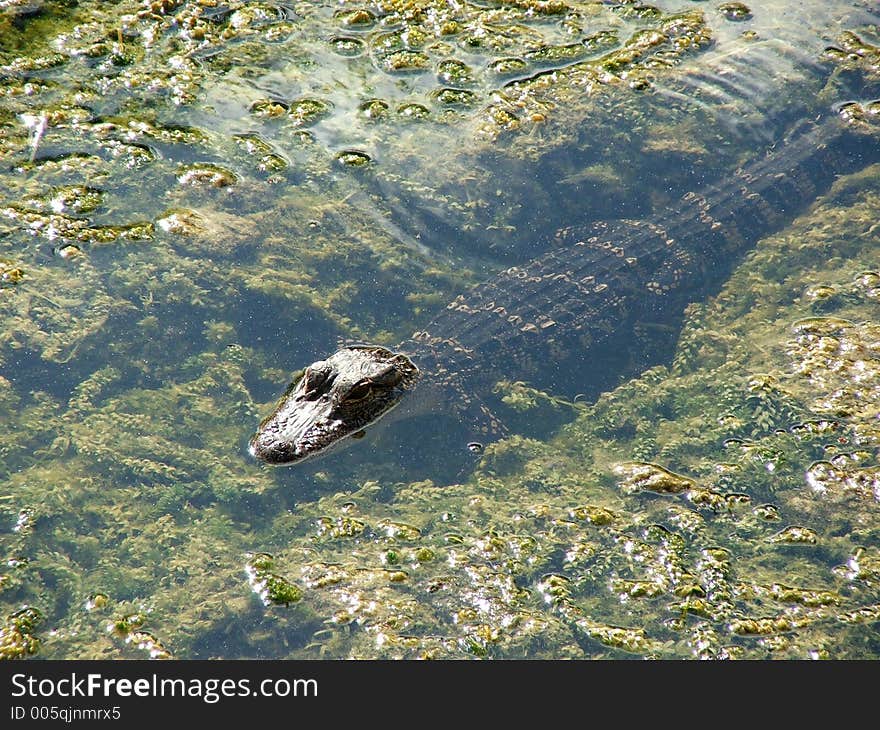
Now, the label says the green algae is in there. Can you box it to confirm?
[335,149,373,167]
[436,59,474,85]
[245,553,303,607]
[0,607,43,660]
[0,0,879,663]
[287,98,334,128]
[718,3,753,22]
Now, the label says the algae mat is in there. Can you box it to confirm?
[0,1,879,659]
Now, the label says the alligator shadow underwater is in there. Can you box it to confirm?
[237,2,880,485]
[248,103,880,485]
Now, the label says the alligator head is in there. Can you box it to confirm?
[249,345,421,466]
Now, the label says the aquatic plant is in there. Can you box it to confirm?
[0,0,878,660]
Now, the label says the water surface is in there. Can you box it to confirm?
[1,0,879,659]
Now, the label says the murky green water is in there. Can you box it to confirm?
[1,0,879,659]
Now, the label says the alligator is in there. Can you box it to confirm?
[249,105,880,466]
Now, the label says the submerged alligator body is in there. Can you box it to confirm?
[250,109,880,466]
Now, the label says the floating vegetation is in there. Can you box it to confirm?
[85,593,110,612]
[108,612,172,659]
[524,42,591,66]
[569,505,615,525]
[487,57,529,76]
[396,102,431,120]
[614,462,696,494]
[436,58,474,85]
[127,630,173,660]
[0,0,878,663]
[378,50,431,74]
[330,36,365,57]
[431,88,478,107]
[0,607,43,659]
[109,612,145,638]
[0,260,24,286]
[40,185,105,215]
[335,149,372,167]
[767,526,819,545]
[245,553,303,607]
[249,98,289,119]
[334,8,376,29]
[315,515,366,540]
[232,133,287,173]
[288,98,333,128]
[176,163,238,188]
[359,98,390,121]
[718,3,753,22]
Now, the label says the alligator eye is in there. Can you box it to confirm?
[344,380,373,402]
[302,367,332,399]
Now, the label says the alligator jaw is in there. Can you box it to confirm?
[249,345,420,466]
